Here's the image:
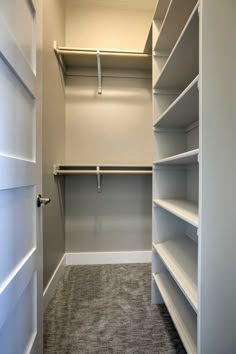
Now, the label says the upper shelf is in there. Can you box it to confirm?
[54,43,152,74]
[153,3,199,90]
[154,0,198,52]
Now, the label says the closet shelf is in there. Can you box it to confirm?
[54,42,152,94]
[154,149,199,166]
[154,0,198,52]
[153,237,198,312]
[53,165,153,176]
[54,165,152,193]
[153,3,199,90]
[54,42,152,74]
[153,199,198,227]
[153,272,197,354]
[154,76,199,129]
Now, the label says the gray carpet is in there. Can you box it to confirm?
[44,264,186,354]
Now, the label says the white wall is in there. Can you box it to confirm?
[65,0,155,51]
[65,76,152,165]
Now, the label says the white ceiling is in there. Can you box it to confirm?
[67,0,157,12]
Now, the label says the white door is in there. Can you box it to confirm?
[0,0,43,353]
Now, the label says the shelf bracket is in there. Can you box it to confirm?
[96,166,102,193]
[97,50,102,95]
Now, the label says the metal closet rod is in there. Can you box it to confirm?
[56,46,151,58]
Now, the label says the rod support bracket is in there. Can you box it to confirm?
[97,50,102,94]
[96,166,102,192]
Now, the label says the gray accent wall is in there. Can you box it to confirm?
[42,0,65,289]
[66,175,152,252]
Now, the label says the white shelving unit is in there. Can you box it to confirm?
[152,1,200,353]
[153,272,197,354]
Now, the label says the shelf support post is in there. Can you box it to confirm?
[96,166,102,193]
[97,50,102,94]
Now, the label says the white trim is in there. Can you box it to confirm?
[66,251,152,265]
[43,254,66,312]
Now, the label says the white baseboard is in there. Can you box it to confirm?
[66,251,152,265]
[43,254,66,312]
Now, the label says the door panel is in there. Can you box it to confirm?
[0,0,42,352]
[0,273,37,354]
[0,0,36,71]
[0,57,36,161]
[0,187,36,286]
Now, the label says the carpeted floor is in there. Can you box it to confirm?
[44,264,186,354]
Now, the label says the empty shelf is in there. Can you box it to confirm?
[154,0,198,52]
[153,272,197,354]
[154,76,199,128]
[154,149,199,166]
[153,199,198,227]
[153,237,198,311]
[154,4,199,89]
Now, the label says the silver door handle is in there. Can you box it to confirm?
[37,194,51,207]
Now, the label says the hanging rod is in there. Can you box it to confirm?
[53,164,153,176]
[53,164,152,193]
[56,46,151,58]
[54,169,153,175]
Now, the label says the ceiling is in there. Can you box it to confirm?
[67,0,157,12]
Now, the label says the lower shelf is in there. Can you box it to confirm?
[153,237,198,312]
[153,272,197,354]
